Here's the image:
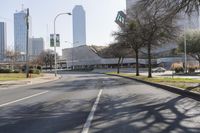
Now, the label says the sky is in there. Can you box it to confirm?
[0,0,126,55]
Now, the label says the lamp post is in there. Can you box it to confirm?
[53,12,72,77]
[184,18,187,73]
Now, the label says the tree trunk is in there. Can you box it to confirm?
[148,43,152,78]
[135,49,140,76]
[117,57,121,74]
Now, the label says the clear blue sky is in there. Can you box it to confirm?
[0,0,126,55]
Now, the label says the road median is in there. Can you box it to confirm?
[106,72,200,101]
[0,73,61,88]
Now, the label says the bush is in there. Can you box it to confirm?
[37,66,42,70]
[0,69,12,73]
[188,67,195,73]
[174,67,184,73]
[13,70,20,73]
[29,69,40,74]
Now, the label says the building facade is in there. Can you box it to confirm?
[0,22,7,61]
[30,37,44,60]
[14,9,32,61]
[72,5,86,47]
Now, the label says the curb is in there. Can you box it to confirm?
[0,74,62,88]
[107,74,200,101]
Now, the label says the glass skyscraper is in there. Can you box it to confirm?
[14,9,32,61]
[72,5,86,47]
[0,22,7,61]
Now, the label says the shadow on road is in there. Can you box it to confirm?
[91,94,200,133]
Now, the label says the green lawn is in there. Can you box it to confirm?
[0,73,43,81]
[107,72,200,93]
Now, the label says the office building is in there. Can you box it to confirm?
[30,37,44,59]
[0,22,7,61]
[14,9,32,61]
[72,5,86,47]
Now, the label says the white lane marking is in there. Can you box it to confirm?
[82,89,103,133]
[0,91,49,107]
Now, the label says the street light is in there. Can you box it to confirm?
[54,12,72,77]
[184,16,187,73]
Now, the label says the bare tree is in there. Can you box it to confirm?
[5,48,20,69]
[137,0,200,15]
[39,49,58,71]
[128,1,180,78]
[106,43,132,74]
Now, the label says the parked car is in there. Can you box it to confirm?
[152,67,166,73]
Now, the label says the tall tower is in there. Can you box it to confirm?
[14,9,32,60]
[72,5,86,47]
[0,22,7,61]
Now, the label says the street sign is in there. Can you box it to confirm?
[50,34,60,47]
[115,11,126,27]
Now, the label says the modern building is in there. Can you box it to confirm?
[14,9,32,61]
[62,45,152,69]
[72,5,86,47]
[30,37,44,60]
[0,22,7,61]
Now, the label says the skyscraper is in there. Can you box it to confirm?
[14,9,32,60]
[30,37,44,59]
[0,22,7,61]
[72,5,86,47]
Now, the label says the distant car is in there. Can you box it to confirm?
[152,67,166,73]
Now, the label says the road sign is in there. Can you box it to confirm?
[50,34,60,47]
[115,11,126,27]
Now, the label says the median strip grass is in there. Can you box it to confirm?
[0,73,43,81]
[107,72,200,93]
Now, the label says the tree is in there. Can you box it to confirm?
[137,0,200,15]
[114,20,144,76]
[178,30,200,66]
[5,48,20,69]
[107,43,132,74]
[39,50,57,71]
[129,1,179,78]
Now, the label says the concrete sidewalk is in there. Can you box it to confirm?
[0,73,61,89]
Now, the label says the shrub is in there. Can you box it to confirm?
[37,66,42,70]
[0,69,12,73]
[13,70,20,73]
[188,67,195,73]
[174,67,184,73]
[171,62,184,73]
[29,69,40,74]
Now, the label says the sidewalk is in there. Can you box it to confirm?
[0,73,61,89]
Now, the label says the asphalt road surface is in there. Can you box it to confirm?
[0,72,200,133]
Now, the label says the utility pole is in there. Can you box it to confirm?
[26,8,29,78]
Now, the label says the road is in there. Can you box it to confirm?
[0,72,200,133]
